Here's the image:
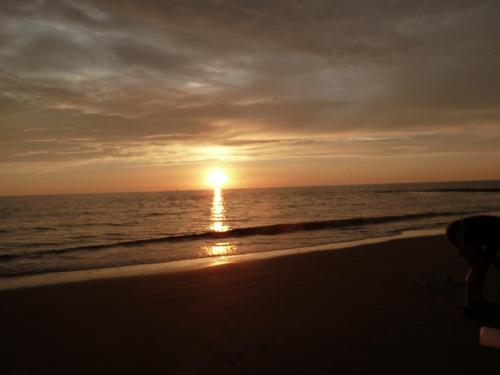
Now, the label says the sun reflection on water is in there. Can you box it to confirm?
[210,187,228,232]
[205,188,237,258]
[204,241,236,257]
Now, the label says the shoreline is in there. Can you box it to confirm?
[0,227,443,291]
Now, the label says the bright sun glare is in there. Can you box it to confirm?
[208,170,228,188]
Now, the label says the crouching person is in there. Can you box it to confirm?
[447,215,500,316]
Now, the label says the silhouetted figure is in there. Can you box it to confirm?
[447,215,500,316]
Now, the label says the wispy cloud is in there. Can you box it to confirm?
[1,0,499,192]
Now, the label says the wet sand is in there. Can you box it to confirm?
[1,235,499,374]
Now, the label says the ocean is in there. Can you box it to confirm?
[1,180,500,281]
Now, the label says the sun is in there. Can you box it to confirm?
[207,170,228,188]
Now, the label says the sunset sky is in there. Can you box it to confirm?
[1,0,500,195]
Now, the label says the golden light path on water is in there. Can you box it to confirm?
[204,187,236,257]
[210,187,227,232]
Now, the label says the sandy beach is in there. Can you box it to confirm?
[1,235,499,374]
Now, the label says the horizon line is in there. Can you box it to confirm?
[1,178,500,198]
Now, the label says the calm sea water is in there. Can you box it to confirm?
[1,180,500,278]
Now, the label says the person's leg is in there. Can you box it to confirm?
[465,264,489,308]
[455,243,490,308]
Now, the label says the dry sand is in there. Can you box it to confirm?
[1,235,499,374]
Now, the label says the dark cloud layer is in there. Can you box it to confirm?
[1,0,499,168]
